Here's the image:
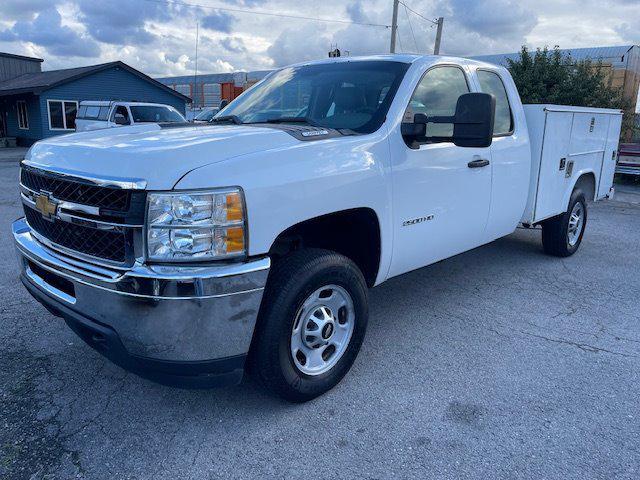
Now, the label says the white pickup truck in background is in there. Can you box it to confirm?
[74,101,186,132]
[13,55,621,402]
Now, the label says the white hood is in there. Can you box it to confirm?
[25,124,299,190]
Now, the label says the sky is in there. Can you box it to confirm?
[0,0,639,78]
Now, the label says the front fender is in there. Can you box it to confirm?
[174,133,394,280]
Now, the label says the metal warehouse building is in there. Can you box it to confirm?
[0,52,190,146]
[156,70,271,110]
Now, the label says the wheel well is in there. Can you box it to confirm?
[269,208,381,287]
[574,172,596,202]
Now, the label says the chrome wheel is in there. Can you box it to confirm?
[290,285,355,376]
[567,202,584,246]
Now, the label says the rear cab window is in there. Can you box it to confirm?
[476,70,514,136]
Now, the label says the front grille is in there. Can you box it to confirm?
[25,206,128,263]
[21,167,130,212]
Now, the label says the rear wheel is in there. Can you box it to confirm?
[250,249,368,402]
[541,189,587,257]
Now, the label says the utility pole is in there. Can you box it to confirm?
[390,0,399,53]
[193,21,199,108]
[433,17,444,55]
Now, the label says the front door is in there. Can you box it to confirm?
[388,65,492,278]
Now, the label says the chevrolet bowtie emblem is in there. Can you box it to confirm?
[34,193,58,219]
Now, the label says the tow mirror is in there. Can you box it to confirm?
[114,114,129,125]
[401,92,496,148]
[450,92,495,148]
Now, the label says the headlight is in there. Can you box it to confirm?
[146,189,246,261]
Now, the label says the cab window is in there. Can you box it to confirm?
[111,106,130,125]
[477,70,513,135]
[407,66,470,138]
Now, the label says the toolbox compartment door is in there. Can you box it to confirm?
[532,111,573,222]
[598,114,623,198]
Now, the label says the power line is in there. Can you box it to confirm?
[396,26,405,54]
[398,1,444,55]
[398,1,438,25]
[403,4,419,53]
[139,0,391,28]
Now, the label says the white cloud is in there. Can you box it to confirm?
[0,6,100,58]
[0,0,637,76]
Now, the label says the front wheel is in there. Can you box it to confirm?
[250,249,368,402]
[541,189,587,257]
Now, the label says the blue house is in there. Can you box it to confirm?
[0,52,190,146]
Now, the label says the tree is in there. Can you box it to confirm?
[506,46,636,139]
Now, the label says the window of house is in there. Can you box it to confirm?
[17,101,29,130]
[477,70,514,136]
[407,66,470,138]
[47,100,78,130]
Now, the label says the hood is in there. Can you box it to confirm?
[24,124,299,190]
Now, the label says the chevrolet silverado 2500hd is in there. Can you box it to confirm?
[13,55,622,402]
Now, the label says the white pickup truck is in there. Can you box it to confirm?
[13,55,621,402]
[74,101,186,132]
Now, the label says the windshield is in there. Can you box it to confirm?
[194,108,219,121]
[218,61,410,133]
[129,106,185,123]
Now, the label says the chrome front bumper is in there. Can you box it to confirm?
[13,217,270,386]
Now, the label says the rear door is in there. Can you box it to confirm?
[474,68,531,241]
[388,65,492,277]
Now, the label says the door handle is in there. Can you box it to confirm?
[467,158,490,168]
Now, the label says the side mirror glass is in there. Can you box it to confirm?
[114,114,128,125]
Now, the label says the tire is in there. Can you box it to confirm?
[541,189,587,257]
[250,248,369,402]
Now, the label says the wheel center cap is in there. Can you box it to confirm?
[322,322,334,340]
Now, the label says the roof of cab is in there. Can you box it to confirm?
[79,101,174,107]
[286,54,504,70]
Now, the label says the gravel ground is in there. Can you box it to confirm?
[1,159,639,479]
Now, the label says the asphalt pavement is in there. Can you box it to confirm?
[0,148,28,163]
[1,160,639,479]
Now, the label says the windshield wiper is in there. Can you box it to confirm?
[336,128,359,136]
[262,117,322,127]
[211,115,243,125]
